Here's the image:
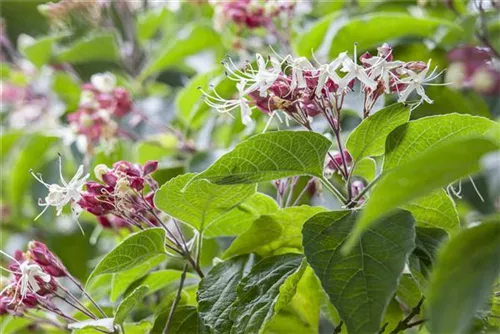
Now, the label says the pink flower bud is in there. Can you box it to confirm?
[102,173,118,187]
[143,160,158,175]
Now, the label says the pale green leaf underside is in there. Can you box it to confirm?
[86,228,166,286]
[303,210,415,334]
[204,193,279,238]
[155,173,255,231]
[193,131,332,185]
[114,285,149,325]
[428,222,500,334]
[223,206,327,259]
[111,254,166,302]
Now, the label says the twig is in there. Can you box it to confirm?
[163,263,188,334]
[378,322,389,334]
[333,321,343,334]
[388,297,425,334]
[346,173,381,208]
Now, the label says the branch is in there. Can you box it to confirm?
[333,321,343,334]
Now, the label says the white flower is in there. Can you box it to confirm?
[0,251,51,304]
[31,156,89,221]
[396,60,443,109]
[200,80,255,126]
[315,55,344,96]
[90,72,116,94]
[338,52,378,91]
[287,56,316,91]
[362,57,404,93]
[224,54,281,97]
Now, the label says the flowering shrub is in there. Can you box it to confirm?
[1,1,500,334]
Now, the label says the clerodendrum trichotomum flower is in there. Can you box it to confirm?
[31,155,88,223]
[200,43,445,128]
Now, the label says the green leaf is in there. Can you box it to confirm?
[131,269,198,297]
[9,134,58,206]
[176,69,236,130]
[193,131,332,185]
[155,173,255,232]
[223,206,327,259]
[114,285,149,325]
[427,222,500,334]
[111,254,166,302]
[302,210,415,334]
[0,316,31,334]
[87,228,166,285]
[384,114,498,170]
[346,103,410,164]
[403,190,460,235]
[20,34,65,68]
[140,24,221,79]
[53,72,81,111]
[204,193,279,238]
[230,254,307,334]
[328,14,462,57]
[198,255,251,334]
[123,321,153,334]
[348,137,498,251]
[351,157,376,182]
[151,306,199,334]
[412,86,490,119]
[56,33,120,64]
[136,8,171,42]
[293,12,340,57]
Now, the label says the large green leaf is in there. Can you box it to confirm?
[302,210,415,334]
[205,193,279,238]
[136,7,171,42]
[230,254,307,334]
[328,13,462,57]
[53,72,81,111]
[403,190,459,235]
[384,114,498,170]
[87,228,166,285]
[427,222,500,334]
[56,33,120,64]
[110,254,166,302]
[223,206,327,259]
[140,24,221,79]
[114,285,149,325]
[347,137,498,251]
[346,104,410,164]
[192,131,332,185]
[155,173,255,232]
[198,255,251,334]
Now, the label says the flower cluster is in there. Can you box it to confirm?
[211,0,295,31]
[79,160,160,230]
[0,242,66,316]
[38,0,101,29]
[446,45,500,95]
[201,44,443,128]
[67,72,133,152]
